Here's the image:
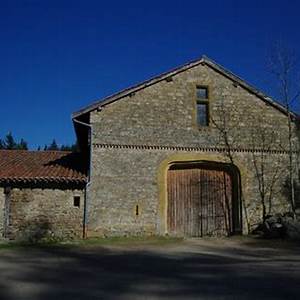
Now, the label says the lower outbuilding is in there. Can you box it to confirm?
[0,150,87,241]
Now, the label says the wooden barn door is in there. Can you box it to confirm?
[167,164,233,237]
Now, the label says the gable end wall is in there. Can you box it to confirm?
[88,64,298,236]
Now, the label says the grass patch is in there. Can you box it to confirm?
[74,236,183,247]
[0,236,183,250]
[0,239,68,250]
[0,241,23,250]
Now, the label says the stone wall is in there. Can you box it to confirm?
[89,146,291,236]
[5,188,84,240]
[90,64,297,149]
[88,62,299,236]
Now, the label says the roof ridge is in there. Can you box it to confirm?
[72,55,295,119]
[72,55,205,118]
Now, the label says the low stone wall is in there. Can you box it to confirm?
[5,188,84,241]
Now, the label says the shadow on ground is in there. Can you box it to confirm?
[0,239,300,300]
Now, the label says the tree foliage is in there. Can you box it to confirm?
[60,142,79,152]
[0,132,28,150]
[0,133,78,152]
[47,139,59,151]
[40,139,78,152]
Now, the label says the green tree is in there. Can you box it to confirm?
[60,141,78,152]
[17,138,28,150]
[43,140,78,152]
[0,132,28,150]
[47,139,59,150]
[5,132,17,150]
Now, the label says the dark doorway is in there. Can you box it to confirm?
[3,187,11,238]
[167,161,241,237]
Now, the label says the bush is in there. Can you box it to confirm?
[252,214,286,239]
[17,218,62,244]
[252,213,300,240]
[281,214,300,240]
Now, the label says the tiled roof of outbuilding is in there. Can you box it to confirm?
[0,150,87,185]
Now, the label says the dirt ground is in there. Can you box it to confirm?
[0,237,299,300]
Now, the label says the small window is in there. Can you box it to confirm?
[197,87,208,100]
[135,205,139,216]
[196,86,209,126]
[73,196,80,207]
[197,103,209,126]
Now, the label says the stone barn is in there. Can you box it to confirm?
[0,55,299,239]
[73,56,299,238]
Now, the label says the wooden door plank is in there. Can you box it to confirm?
[167,165,233,237]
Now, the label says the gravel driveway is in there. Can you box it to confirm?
[0,238,299,300]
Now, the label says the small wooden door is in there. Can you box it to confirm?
[167,164,233,237]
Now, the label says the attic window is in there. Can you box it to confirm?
[196,86,209,126]
[197,87,208,99]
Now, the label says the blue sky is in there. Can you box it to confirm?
[0,0,300,149]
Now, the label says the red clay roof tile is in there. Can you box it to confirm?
[0,150,87,185]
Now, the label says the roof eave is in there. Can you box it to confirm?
[71,56,206,119]
[201,56,296,118]
[0,177,87,187]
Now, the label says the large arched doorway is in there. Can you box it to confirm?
[167,161,241,237]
